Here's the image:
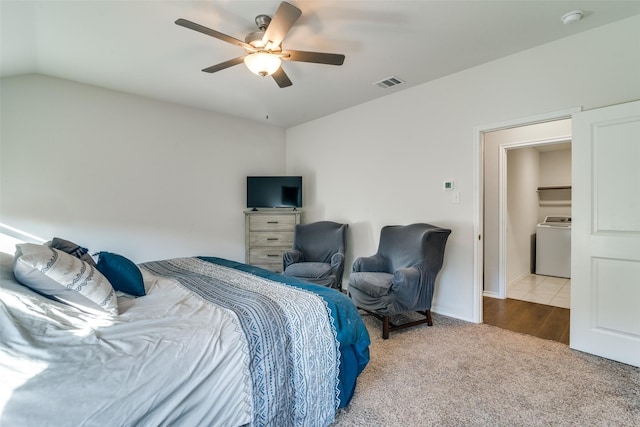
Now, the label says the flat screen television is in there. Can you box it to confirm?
[247,176,302,209]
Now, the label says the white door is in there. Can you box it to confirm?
[571,100,640,367]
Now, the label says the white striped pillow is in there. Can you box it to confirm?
[13,243,118,317]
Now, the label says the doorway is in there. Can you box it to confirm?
[504,142,572,309]
[473,109,578,342]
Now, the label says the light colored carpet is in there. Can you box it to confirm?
[333,313,640,426]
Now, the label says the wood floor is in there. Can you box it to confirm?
[483,297,570,345]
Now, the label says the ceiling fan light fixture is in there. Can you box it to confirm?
[244,52,281,76]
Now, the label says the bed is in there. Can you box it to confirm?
[0,244,370,426]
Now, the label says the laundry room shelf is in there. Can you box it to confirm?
[537,185,572,206]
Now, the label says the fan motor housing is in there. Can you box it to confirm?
[255,14,271,31]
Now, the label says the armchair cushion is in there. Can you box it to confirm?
[284,262,332,280]
[349,272,393,298]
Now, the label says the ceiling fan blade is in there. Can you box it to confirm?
[262,2,301,49]
[282,50,345,66]
[271,67,293,88]
[176,18,254,51]
[202,57,245,73]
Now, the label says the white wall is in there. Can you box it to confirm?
[506,148,539,284]
[538,148,572,223]
[0,74,286,262]
[539,149,572,186]
[286,15,640,321]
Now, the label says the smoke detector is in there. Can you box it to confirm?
[561,10,583,25]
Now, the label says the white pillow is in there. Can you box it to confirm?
[13,243,118,317]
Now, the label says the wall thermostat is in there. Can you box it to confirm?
[443,180,455,191]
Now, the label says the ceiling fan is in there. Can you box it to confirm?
[175,1,345,88]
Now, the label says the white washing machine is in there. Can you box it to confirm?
[535,215,571,278]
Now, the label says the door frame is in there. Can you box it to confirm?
[472,107,580,323]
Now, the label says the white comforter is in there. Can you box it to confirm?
[0,264,252,426]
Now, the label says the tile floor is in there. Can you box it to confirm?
[506,274,570,309]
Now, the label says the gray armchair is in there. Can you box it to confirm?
[282,221,348,290]
[348,223,451,339]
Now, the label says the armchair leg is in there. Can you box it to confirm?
[426,309,433,326]
[361,309,433,340]
[382,315,390,339]
[361,309,433,339]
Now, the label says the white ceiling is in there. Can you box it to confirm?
[2,1,640,128]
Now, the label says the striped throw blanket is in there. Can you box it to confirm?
[140,257,341,427]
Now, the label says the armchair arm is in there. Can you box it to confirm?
[351,254,387,273]
[392,266,422,309]
[392,267,421,291]
[330,252,345,272]
[282,249,303,271]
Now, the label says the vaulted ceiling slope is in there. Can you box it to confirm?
[2,1,639,128]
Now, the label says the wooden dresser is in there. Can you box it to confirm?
[244,210,301,272]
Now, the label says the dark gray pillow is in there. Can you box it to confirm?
[47,237,96,266]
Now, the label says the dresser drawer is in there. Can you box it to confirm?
[249,214,297,231]
[249,231,293,247]
[249,248,286,265]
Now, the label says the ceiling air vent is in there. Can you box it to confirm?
[374,76,405,89]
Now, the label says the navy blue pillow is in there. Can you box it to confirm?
[96,252,145,297]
